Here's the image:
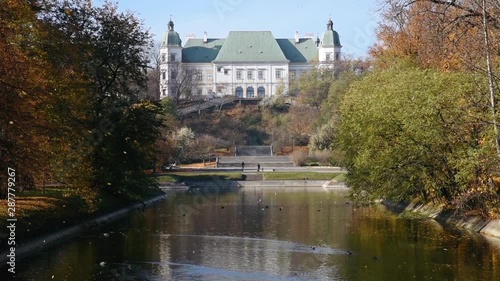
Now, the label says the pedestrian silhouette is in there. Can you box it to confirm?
[241,161,245,170]
[257,163,260,172]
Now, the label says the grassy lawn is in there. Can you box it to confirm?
[0,188,84,250]
[156,171,345,182]
[157,172,244,182]
[263,172,342,181]
[333,173,346,182]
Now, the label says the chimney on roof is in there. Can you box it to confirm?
[304,33,315,39]
[294,31,299,43]
[203,31,208,43]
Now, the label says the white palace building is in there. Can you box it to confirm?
[159,18,342,99]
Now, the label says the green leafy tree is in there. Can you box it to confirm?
[92,100,162,198]
[297,68,335,110]
[310,59,370,152]
[339,60,498,216]
[39,0,160,201]
[156,98,180,169]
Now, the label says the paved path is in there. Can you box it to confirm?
[168,166,346,173]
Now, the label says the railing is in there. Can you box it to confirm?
[178,95,236,116]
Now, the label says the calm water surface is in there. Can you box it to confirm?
[6,188,500,280]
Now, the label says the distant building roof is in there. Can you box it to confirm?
[323,18,342,47]
[213,31,289,63]
[162,31,182,47]
[183,39,225,63]
[276,38,319,63]
[322,30,342,47]
[162,19,182,47]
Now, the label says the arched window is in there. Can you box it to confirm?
[247,86,254,98]
[257,86,265,98]
[235,86,243,98]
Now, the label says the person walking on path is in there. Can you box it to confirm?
[241,161,245,171]
[257,163,261,172]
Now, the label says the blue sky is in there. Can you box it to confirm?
[99,0,381,58]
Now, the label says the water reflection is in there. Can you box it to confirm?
[4,188,500,281]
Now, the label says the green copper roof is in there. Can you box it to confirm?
[162,19,182,47]
[276,38,318,63]
[162,30,182,47]
[182,38,225,63]
[322,30,341,47]
[214,31,288,63]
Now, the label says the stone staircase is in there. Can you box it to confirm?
[235,145,273,156]
[217,155,295,169]
[217,145,295,169]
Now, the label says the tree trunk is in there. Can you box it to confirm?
[482,0,500,158]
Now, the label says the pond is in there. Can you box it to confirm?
[6,187,500,280]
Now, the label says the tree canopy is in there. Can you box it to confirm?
[0,0,164,206]
[339,60,498,216]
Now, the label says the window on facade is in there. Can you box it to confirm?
[162,71,166,80]
[247,70,253,80]
[335,53,340,61]
[161,53,166,62]
[196,72,202,81]
[217,67,222,72]
[290,71,296,80]
[326,53,332,61]
[258,70,264,79]
[162,89,166,96]
[257,86,265,98]
[208,73,213,81]
[275,70,282,79]
[170,71,177,80]
[236,70,242,80]
[169,54,176,62]
[224,69,229,75]
[247,86,254,98]
[235,86,243,98]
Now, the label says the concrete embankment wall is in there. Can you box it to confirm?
[162,180,348,190]
[387,201,500,240]
[0,194,167,264]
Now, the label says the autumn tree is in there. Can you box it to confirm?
[0,1,53,197]
[155,98,179,170]
[296,68,335,110]
[38,0,161,201]
[169,63,202,104]
[285,104,319,146]
[145,41,162,101]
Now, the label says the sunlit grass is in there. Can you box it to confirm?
[333,173,346,182]
[0,189,86,246]
[157,172,245,182]
[156,172,344,182]
[263,172,341,181]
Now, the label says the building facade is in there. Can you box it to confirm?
[159,18,341,99]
